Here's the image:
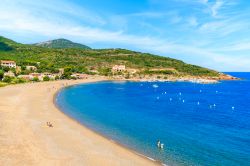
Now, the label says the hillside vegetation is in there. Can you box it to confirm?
[0,36,221,78]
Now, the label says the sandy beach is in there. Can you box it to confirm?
[0,77,159,166]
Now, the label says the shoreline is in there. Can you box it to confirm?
[0,76,160,166]
[53,80,165,165]
[0,75,241,165]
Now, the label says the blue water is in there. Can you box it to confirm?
[56,72,250,166]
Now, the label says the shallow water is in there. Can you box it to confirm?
[56,72,250,166]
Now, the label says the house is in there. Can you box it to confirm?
[42,72,60,80]
[29,73,42,77]
[71,73,88,79]
[29,73,43,81]
[26,66,37,71]
[0,60,16,68]
[42,72,54,78]
[112,65,126,72]
[29,72,58,81]
[4,71,15,77]
[18,75,31,81]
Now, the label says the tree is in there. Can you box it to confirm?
[2,66,9,72]
[0,70,4,80]
[43,76,50,81]
[2,76,12,83]
[61,67,73,79]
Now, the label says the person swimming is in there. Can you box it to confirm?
[160,143,164,149]
[157,140,161,148]
[157,140,164,149]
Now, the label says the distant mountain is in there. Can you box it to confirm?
[34,39,91,49]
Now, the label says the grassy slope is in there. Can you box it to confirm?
[0,36,220,77]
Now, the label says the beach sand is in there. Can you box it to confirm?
[0,77,159,166]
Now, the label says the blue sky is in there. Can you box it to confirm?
[0,0,249,71]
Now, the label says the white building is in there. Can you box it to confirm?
[1,60,16,68]
[3,71,15,77]
[112,65,126,72]
[29,73,43,81]
[71,73,88,79]
[26,66,37,71]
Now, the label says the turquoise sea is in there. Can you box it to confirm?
[56,72,250,166]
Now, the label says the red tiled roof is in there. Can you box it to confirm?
[1,60,16,63]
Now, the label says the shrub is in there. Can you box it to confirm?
[55,75,60,80]
[43,76,50,81]
[71,76,77,80]
[2,76,13,83]
[11,77,26,84]
[0,70,4,80]
[32,77,39,82]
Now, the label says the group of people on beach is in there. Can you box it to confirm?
[46,121,53,127]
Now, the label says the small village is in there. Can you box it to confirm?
[0,60,86,83]
[0,60,131,84]
[0,60,235,86]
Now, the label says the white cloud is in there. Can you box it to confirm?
[0,0,106,25]
[198,16,249,37]
[217,41,250,51]
[148,43,250,71]
[0,0,249,71]
[211,0,224,17]
[0,2,166,46]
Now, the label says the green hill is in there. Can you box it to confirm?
[0,36,22,51]
[0,36,227,79]
[34,39,91,49]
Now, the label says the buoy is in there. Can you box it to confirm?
[197,102,200,105]
[182,100,185,103]
[153,84,159,88]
